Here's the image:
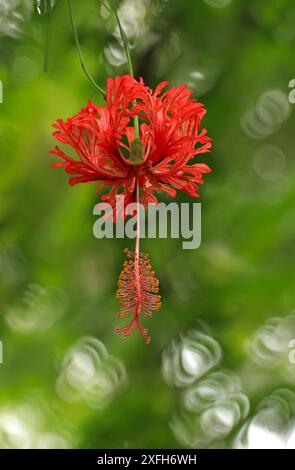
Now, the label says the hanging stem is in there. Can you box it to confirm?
[114,8,140,140]
[104,1,140,140]
[68,0,106,98]
[114,9,134,77]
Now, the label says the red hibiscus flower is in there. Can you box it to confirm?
[50,74,212,210]
[50,74,212,344]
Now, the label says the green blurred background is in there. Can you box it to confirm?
[0,0,295,449]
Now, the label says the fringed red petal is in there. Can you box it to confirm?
[50,74,212,204]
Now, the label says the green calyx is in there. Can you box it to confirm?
[130,138,144,165]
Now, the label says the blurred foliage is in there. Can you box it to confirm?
[0,0,295,449]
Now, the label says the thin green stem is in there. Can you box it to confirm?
[103,2,139,139]
[68,0,106,98]
[114,9,134,77]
